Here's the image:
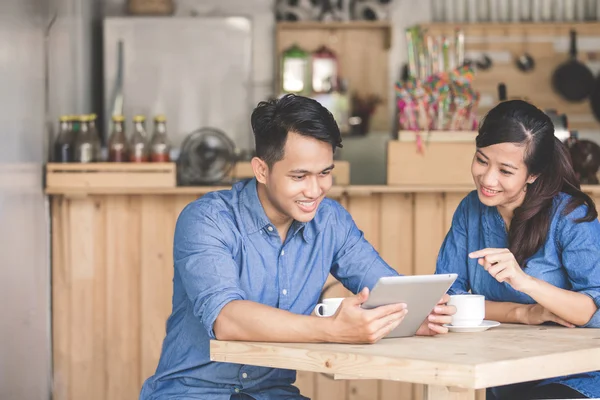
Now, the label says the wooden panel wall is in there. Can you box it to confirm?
[51,191,600,400]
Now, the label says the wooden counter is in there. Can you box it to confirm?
[48,184,600,400]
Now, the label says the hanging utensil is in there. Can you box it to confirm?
[552,30,595,102]
[476,31,493,71]
[515,30,535,73]
[498,83,507,102]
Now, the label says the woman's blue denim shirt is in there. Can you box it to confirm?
[436,191,600,398]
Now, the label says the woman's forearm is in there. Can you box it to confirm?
[521,277,597,326]
[485,300,525,323]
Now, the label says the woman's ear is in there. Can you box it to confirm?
[527,174,539,185]
[251,157,268,184]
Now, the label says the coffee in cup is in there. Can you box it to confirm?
[447,294,485,327]
[313,297,344,317]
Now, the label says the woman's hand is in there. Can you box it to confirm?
[415,294,456,336]
[469,248,534,293]
[520,303,575,328]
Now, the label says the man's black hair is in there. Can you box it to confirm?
[250,94,343,167]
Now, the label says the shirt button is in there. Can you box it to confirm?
[235,388,240,393]
[242,372,248,379]
[282,289,288,295]
[281,250,285,256]
[267,226,273,232]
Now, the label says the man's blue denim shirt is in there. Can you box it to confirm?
[436,191,600,399]
[140,178,399,399]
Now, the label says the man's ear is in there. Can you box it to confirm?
[251,157,268,184]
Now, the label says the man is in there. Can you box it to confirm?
[140,94,455,400]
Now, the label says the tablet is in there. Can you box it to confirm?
[361,274,457,338]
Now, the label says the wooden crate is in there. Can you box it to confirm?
[46,163,176,189]
[387,131,476,186]
[228,161,351,185]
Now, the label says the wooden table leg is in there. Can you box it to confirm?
[425,385,476,400]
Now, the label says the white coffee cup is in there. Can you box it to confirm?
[447,294,485,327]
[314,297,344,317]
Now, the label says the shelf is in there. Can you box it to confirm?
[420,21,600,36]
[276,21,391,30]
[275,20,392,133]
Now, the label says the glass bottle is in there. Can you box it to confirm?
[70,115,79,137]
[149,115,171,162]
[74,115,96,163]
[129,115,149,162]
[53,115,75,162]
[108,115,129,162]
[87,113,102,161]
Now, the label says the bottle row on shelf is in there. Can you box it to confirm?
[52,114,172,163]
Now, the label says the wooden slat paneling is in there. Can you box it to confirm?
[414,194,445,275]
[349,380,379,400]
[68,198,104,400]
[92,198,107,400]
[378,193,415,400]
[347,195,381,247]
[379,193,414,275]
[105,196,142,399]
[140,196,177,382]
[52,197,70,400]
[444,193,468,235]
[315,374,348,400]
[295,371,316,399]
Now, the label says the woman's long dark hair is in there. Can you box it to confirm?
[476,100,597,266]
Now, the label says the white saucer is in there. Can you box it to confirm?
[444,320,501,333]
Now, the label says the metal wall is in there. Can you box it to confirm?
[0,0,52,399]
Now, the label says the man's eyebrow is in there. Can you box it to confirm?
[289,164,335,174]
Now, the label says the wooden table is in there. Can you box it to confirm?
[211,324,600,400]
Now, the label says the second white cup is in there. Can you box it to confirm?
[314,297,344,317]
[447,294,485,327]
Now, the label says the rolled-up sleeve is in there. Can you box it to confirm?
[330,203,398,294]
[174,202,247,339]
[435,197,470,295]
[558,205,600,328]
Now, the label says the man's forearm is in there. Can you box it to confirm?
[214,300,333,342]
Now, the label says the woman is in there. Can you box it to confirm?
[436,100,600,400]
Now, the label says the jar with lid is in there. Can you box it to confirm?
[281,44,310,94]
[129,115,149,162]
[53,115,75,162]
[108,115,129,162]
[74,115,97,163]
[149,115,171,162]
[87,113,102,161]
